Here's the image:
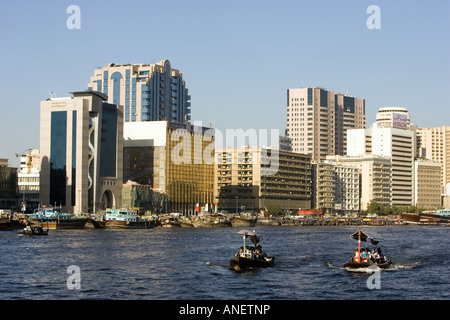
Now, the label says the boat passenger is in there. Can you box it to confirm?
[373,251,381,263]
[255,246,263,260]
[352,250,360,262]
[236,247,244,257]
[361,249,370,262]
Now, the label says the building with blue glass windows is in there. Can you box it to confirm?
[87,60,191,123]
[39,91,123,213]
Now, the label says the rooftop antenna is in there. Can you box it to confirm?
[49,91,57,99]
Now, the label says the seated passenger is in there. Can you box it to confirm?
[361,249,370,262]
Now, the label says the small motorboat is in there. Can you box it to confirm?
[18,226,49,236]
[229,230,275,271]
[343,229,392,270]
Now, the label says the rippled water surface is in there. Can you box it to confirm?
[0,225,448,300]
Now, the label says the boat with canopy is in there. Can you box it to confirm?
[229,230,274,271]
[344,229,392,269]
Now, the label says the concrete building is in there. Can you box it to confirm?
[311,160,360,214]
[311,162,335,213]
[87,60,191,123]
[416,126,450,193]
[215,147,311,213]
[40,91,124,213]
[414,158,442,209]
[17,149,40,212]
[123,121,215,215]
[333,163,360,214]
[347,107,415,207]
[327,155,391,211]
[0,159,18,210]
[286,87,366,161]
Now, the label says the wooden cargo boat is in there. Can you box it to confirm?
[230,214,257,228]
[29,207,87,229]
[93,208,156,229]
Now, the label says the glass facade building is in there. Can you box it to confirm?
[88,60,191,124]
[40,91,123,213]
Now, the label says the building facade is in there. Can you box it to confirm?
[123,121,215,215]
[326,155,391,211]
[17,149,40,212]
[0,159,18,210]
[414,158,442,209]
[215,147,312,213]
[286,87,366,161]
[347,107,415,207]
[87,60,191,123]
[416,126,450,193]
[40,91,124,213]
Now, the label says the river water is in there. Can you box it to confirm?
[0,225,448,300]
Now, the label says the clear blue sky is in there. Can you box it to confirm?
[1,0,449,165]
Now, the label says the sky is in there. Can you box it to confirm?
[0,0,449,166]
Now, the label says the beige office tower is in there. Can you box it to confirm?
[40,91,124,213]
[123,121,214,215]
[414,158,442,209]
[347,107,415,207]
[416,126,450,193]
[286,87,366,161]
[214,148,312,212]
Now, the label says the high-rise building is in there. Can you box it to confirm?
[286,87,366,161]
[215,147,312,212]
[347,107,415,207]
[87,60,191,123]
[416,126,450,192]
[123,121,215,215]
[40,91,124,213]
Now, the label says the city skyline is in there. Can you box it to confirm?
[1,0,449,166]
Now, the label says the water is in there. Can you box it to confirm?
[0,225,448,300]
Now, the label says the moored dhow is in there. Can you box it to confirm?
[230,213,257,228]
[401,209,450,225]
[93,208,156,229]
[29,207,88,229]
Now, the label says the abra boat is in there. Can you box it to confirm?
[29,207,88,229]
[18,225,49,236]
[229,230,274,271]
[343,229,392,270]
[94,208,156,229]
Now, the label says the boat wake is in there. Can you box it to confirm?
[326,261,420,272]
